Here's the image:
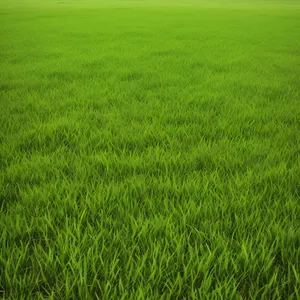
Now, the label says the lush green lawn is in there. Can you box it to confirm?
[0,0,300,299]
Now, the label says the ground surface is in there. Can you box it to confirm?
[0,0,300,299]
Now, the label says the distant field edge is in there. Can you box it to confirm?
[1,0,300,11]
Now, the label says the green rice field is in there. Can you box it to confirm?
[0,0,300,299]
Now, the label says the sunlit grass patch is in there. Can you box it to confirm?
[0,0,300,299]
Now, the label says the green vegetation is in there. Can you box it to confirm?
[0,0,299,299]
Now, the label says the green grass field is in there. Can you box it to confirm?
[1,0,300,299]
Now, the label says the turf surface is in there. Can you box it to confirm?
[0,0,300,299]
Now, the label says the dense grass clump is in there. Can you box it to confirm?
[0,0,300,299]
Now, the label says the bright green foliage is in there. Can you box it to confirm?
[0,0,299,299]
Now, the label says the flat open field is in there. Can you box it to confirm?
[0,0,300,299]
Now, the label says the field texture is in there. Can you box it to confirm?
[0,0,300,299]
